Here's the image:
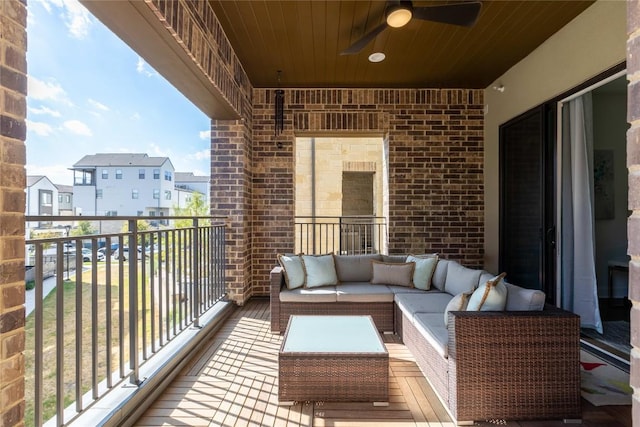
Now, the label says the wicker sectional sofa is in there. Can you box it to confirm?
[270,253,581,425]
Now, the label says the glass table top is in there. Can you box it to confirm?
[281,315,387,354]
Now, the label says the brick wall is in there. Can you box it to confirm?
[627,1,640,421]
[142,2,485,302]
[147,0,255,304]
[251,88,484,296]
[210,119,253,304]
[0,0,27,425]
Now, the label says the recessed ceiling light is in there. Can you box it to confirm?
[368,52,385,63]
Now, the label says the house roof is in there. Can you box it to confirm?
[26,175,46,187]
[55,184,73,193]
[72,153,172,169]
[175,172,210,183]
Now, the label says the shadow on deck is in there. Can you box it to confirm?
[133,299,631,427]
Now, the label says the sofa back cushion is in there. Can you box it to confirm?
[444,261,481,295]
[505,283,546,311]
[334,254,383,282]
[431,259,449,291]
[381,254,407,263]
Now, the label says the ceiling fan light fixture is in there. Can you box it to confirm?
[386,5,412,28]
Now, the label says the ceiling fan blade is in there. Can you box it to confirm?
[340,22,388,55]
[412,1,482,27]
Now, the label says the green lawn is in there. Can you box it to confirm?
[24,263,158,427]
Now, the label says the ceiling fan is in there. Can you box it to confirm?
[341,0,482,55]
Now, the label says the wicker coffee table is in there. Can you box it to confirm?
[278,315,389,405]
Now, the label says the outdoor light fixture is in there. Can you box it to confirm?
[386,4,412,28]
[368,52,386,63]
[275,70,285,136]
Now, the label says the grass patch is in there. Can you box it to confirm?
[24,264,159,427]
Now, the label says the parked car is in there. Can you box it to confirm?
[112,247,130,261]
[82,248,105,262]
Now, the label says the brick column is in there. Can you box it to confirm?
[628,1,640,423]
[210,119,253,305]
[0,0,27,425]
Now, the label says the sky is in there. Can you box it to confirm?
[25,0,211,186]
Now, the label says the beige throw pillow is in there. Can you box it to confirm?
[370,261,415,287]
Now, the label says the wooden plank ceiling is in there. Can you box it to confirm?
[209,0,594,88]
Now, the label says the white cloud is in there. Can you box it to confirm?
[136,57,157,77]
[63,120,92,136]
[26,120,55,137]
[28,76,72,105]
[45,0,92,39]
[26,164,74,186]
[130,112,141,121]
[148,143,170,158]
[187,149,210,161]
[28,105,62,117]
[88,98,109,111]
[199,130,211,140]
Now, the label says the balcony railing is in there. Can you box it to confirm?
[24,215,227,427]
[294,216,387,255]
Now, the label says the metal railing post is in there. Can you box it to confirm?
[34,244,44,427]
[24,214,227,425]
[128,219,140,385]
[193,219,200,328]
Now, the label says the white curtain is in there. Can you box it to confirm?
[561,93,602,333]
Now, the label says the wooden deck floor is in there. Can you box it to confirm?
[134,299,632,427]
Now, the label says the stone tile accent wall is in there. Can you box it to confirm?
[0,0,27,425]
[627,1,640,420]
[251,88,484,296]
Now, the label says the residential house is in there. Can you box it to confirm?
[25,175,58,217]
[55,184,73,216]
[70,153,175,221]
[175,172,211,207]
[4,1,640,426]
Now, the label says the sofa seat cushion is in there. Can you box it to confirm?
[336,282,395,302]
[395,292,453,318]
[414,313,449,358]
[505,283,546,311]
[334,254,383,282]
[386,285,431,295]
[280,286,337,303]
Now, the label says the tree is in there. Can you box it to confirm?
[71,221,96,237]
[173,193,210,228]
